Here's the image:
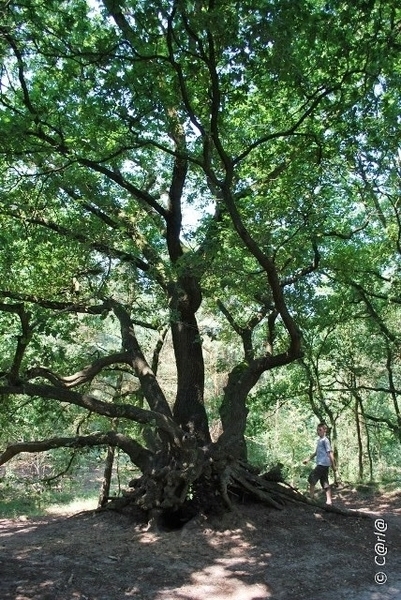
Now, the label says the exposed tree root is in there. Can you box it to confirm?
[100,458,373,528]
[230,469,286,510]
[305,498,375,519]
[220,463,375,519]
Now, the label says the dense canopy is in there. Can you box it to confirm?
[0,0,400,516]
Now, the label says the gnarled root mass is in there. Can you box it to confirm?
[102,458,366,530]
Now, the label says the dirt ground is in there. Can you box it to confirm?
[0,484,400,600]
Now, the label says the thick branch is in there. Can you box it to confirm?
[166,8,206,138]
[2,31,36,115]
[0,431,152,472]
[26,352,131,387]
[166,131,187,261]
[60,186,166,280]
[110,300,173,418]
[0,291,109,314]
[20,213,150,271]
[78,157,168,219]
[222,190,302,359]
[0,382,182,442]
[219,351,302,458]
[151,326,169,375]
[0,302,32,383]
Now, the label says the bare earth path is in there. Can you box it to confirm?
[0,487,400,600]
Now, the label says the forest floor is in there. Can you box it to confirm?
[0,483,400,600]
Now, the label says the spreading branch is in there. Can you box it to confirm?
[0,431,152,472]
[26,352,131,388]
[0,382,183,443]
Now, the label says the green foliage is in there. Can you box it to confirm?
[0,457,99,518]
[0,0,401,501]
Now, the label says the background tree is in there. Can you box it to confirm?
[0,0,399,518]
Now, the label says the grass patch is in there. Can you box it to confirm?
[0,476,99,518]
[354,480,401,496]
[0,458,136,518]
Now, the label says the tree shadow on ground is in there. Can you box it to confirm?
[0,491,400,600]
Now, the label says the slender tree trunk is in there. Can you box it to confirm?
[355,397,364,482]
[98,445,115,507]
[359,397,374,481]
[386,346,401,441]
[330,418,339,469]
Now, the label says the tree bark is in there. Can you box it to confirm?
[355,397,364,482]
[98,446,115,508]
[170,288,211,444]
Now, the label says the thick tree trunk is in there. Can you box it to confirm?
[170,279,211,445]
[218,364,255,460]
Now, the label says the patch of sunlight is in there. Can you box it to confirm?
[155,558,273,600]
[45,497,97,516]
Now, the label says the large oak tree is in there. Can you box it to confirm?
[0,0,399,518]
